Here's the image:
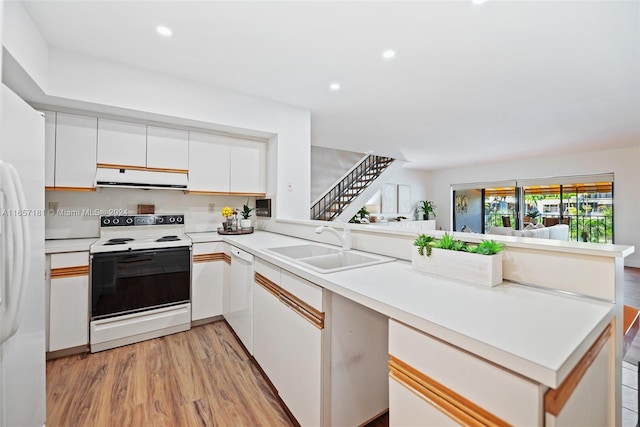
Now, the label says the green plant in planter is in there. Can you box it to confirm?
[413,234,436,256]
[434,232,468,252]
[474,239,504,255]
[240,202,254,219]
[418,200,436,219]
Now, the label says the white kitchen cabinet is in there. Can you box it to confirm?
[96,118,146,167]
[188,132,230,193]
[229,138,266,194]
[54,113,97,190]
[191,242,224,321]
[253,259,324,426]
[146,126,189,171]
[48,251,89,352]
[43,110,56,188]
[388,319,614,427]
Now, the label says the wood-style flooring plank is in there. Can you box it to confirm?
[46,321,295,427]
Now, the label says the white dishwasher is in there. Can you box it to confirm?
[223,245,255,354]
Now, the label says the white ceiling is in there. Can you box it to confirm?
[21,1,640,170]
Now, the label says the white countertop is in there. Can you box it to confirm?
[45,238,96,254]
[187,232,223,243]
[222,231,614,389]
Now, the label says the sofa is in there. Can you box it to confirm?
[488,224,569,241]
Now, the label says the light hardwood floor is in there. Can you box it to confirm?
[46,321,295,427]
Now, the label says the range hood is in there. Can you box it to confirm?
[95,167,188,190]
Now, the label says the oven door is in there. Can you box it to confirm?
[90,246,191,320]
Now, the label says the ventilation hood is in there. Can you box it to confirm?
[95,167,188,190]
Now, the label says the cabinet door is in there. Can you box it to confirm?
[146,126,189,171]
[49,275,89,351]
[229,138,266,194]
[97,118,146,167]
[192,242,224,321]
[55,113,97,189]
[192,261,223,320]
[253,272,323,426]
[43,110,56,188]
[188,132,230,193]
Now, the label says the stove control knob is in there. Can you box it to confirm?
[156,216,164,224]
[169,216,176,223]
[112,218,120,225]
[176,216,183,223]
[125,217,134,225]
[103,218,111,225]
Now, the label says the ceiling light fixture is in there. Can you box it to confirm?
[471,0,488,4]
[382,50,396,60]
[329,83,341,91]
[156,26,173,37]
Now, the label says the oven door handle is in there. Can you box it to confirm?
[118,254,157,264]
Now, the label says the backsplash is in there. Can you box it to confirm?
[45,188,255,239]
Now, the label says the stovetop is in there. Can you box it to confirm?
[90,214,191,253]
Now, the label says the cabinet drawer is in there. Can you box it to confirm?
[389,319,542,426]
[280,270,323,312]
[193,242,223,256]
[255,258,280,284]
[51,251,89,269]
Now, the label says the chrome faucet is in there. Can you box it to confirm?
[315,223,351,251]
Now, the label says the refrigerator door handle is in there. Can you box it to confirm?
[0,161,30,344]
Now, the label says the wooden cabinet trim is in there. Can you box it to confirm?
[97,163,188,174]
[223,254,231,265]
[47,187,96,192]
[255,272,324,329]
[51,266,89,279]
[193,253,224,263]
[388,355,511,427]
[187,190,266,197]
[544,321,613,417]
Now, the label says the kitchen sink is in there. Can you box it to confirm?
[263,244,394,273]
[265,243,341,259]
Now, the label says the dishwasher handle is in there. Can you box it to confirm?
[230,246,254,263]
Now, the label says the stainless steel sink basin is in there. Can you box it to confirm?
[263,244,394,273]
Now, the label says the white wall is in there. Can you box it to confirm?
[2,1,311,220]
[428,146,640,267]
[376,166,433,219]
[310,146,363,202]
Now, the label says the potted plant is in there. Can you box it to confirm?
[412,232,504,287]
[418,200,436,220]
[240,202,254,229]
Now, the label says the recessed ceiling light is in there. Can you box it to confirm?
[156,26,173,37]
[382,50,396,60]
[329,83,341,91]
[471,0,488,4]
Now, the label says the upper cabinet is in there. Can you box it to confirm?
[230,138,266,195]
[188,133,266,196]
[146,126,189,171]
[43,110,56,189]
[54,113,97,190]
[96,120,188,172]
[97,119,146,168]
[189,132,230,193]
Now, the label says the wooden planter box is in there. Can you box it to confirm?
[412,248,503,287]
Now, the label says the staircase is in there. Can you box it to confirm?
[311,155,395,221]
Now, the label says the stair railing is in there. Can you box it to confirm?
[311,155,394,221]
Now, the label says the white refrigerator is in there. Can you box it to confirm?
[0,84,46,426]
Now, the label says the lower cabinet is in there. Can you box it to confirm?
[253,258,389,426]
[388,319,615,427]
[191,242,224,321]
[48,252,89,352]
[254,259,324,426]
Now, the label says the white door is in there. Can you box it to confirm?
[97,118,146,167]
[146,126,189,171]
[188,132,230,192]
[225,246,254,354]
[55,113,97,189]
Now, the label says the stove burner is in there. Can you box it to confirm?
[104,241,126,246]
[156,235,180,242]
[108,238,134,243]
